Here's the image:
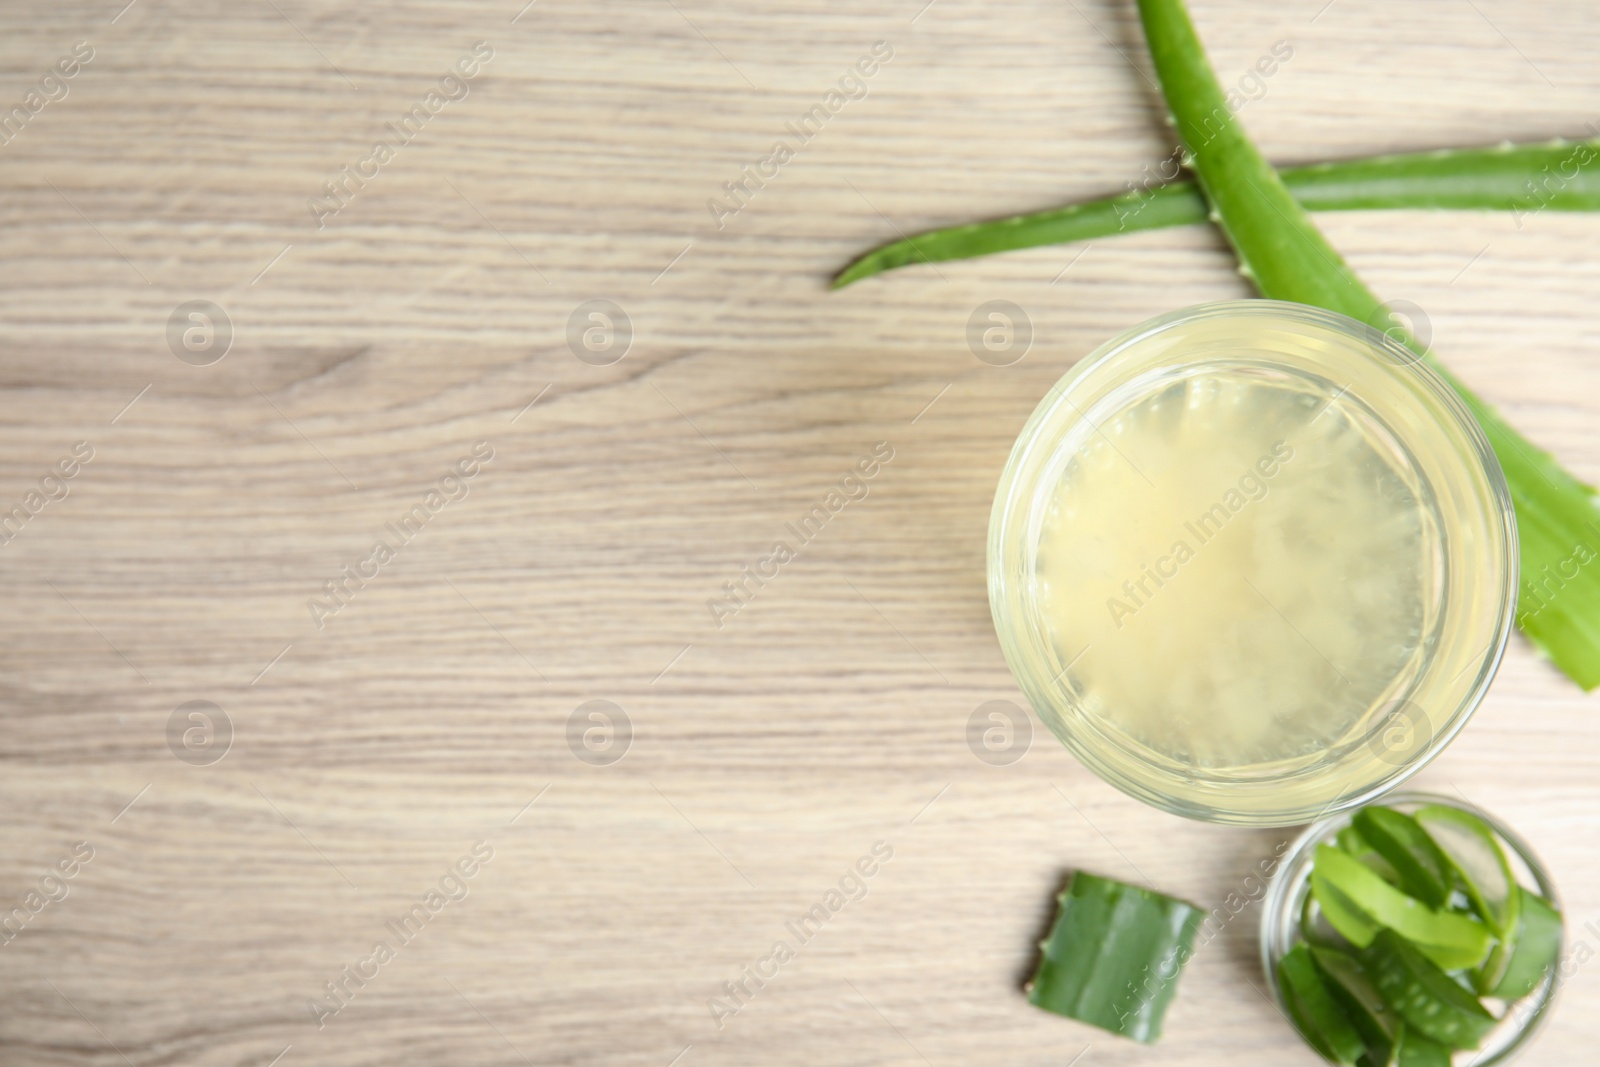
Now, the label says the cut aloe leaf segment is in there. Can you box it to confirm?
[1313,846,1493,970]
[1026,871,1202,1042]
[1352,808,1453,909]
[1413,805,1520,937]
[1365,929,1498,1049]
[1312,866,1382,946]
[1310,946,1401,1066]
[1479,887,1564,1000]
[1393,1028,1451,1067]
[1302,890,1353,950]
[1280,943,1367,1065]
[1337,824,1401,885]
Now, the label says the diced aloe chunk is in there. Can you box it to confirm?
[1414,805,1520,938]
[1310,946,1401,1066]
[1313,846,1493,970]
[1338,824,1401,884]
[1480,887,1564,1000]
[1026,872,1202,1042]
[1303,890,1353,950]
[1279,943,1366,1064]
[1353,807,1453,908]
[1394,1027,1451,1067]
[1365,929,1498,1050]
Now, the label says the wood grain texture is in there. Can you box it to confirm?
[0,0,1596,1064]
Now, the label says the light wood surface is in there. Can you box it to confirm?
[1,0,1597,1064]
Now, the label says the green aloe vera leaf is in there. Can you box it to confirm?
[830,139,1600,287]
[1438,368,1600,691]
[1312,846,1493,970]
[1311,946,1402,1066]
[1394,1027,1452,1067]
[1365,929,1497,1049]
[1337,824,1402,886]
[1412,806,1520,937]
[1480,887,1564,1000]
[1134,0,1600,691]
[1280,942,1367,1064]
[832,176,1205,288]
[1026,871,1202,1042]
[1353,808,1454,909]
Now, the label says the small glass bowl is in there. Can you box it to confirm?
[1260,792,1565,1064]
[987,300,1517,825]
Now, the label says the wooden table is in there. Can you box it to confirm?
[2,0,1596,1063]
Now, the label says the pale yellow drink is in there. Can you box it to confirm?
[988,302,1516,825]
[1036,370,1426,770]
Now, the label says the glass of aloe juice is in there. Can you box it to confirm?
[988,301,1516,825]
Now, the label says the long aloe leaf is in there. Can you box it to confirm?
[1136,0,1600,689]
[832,139,1600,287]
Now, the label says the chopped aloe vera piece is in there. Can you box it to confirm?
[1337,824,1368,854]
[1474,925,1517,996]
[1026,872,1202,1042]
[1338,824,1402,885]
[1353,808,1453,908]
[1414,806,1520,937]
[1279,943,1366,1065]
[1365,929,1498,1050]
[1356,1047,1398,1067]
[1313,846,1493,970]
[1283,977,1349,1063]
[1303,891,1353,950]
[1393,1027,1451,1067]
[1311,946,1401,1066]
[1313,869,1382,945]
[1480,887,1564,1000]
